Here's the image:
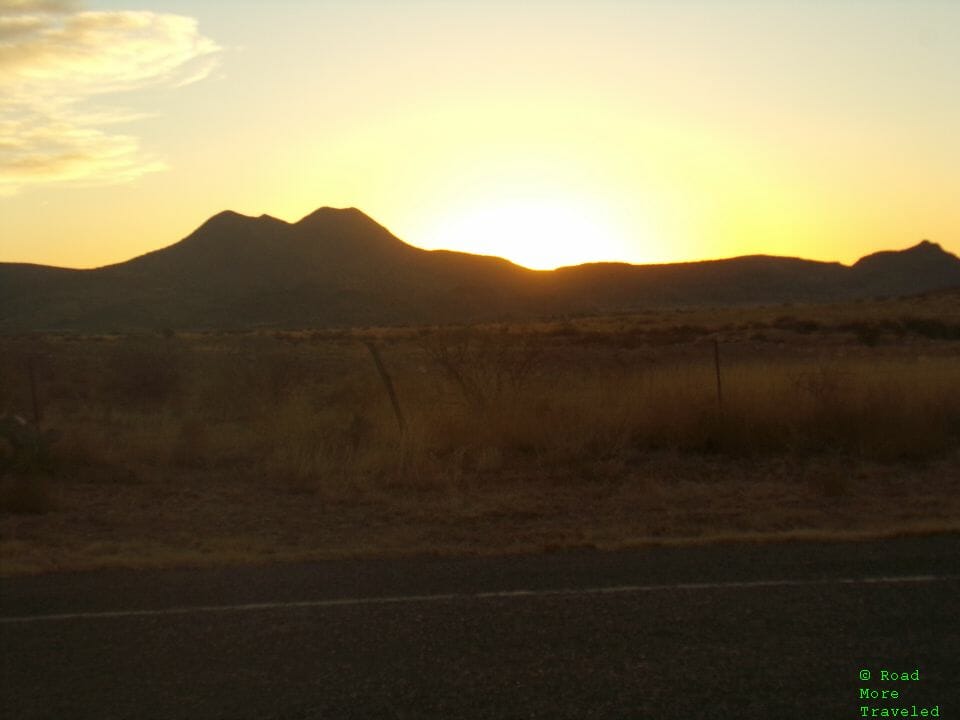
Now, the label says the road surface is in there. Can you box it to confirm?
[2,536,958,719]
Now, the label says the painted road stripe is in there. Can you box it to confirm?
[2,574,957,624]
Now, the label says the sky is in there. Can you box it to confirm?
[1,0,958,271]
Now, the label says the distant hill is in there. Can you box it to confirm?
[2,207,959,332]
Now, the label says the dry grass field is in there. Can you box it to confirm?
[2,292,959,575]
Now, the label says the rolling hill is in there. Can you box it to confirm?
[2,207,959,332]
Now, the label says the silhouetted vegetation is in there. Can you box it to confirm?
[2,294,958,572]
[2,310,958,486]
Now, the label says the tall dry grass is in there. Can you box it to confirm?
[408,353,960,471]
[1,328,958,511]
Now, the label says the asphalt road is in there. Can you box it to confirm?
[2,536,958,719]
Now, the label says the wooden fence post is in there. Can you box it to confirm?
[27,354,42,424]
[713,339,724,418]
[364,341,406,436]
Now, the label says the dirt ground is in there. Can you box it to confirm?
[3,450,958,575]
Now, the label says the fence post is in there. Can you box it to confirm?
[713,339,724,418]
[27,354,42,424]
[364,341,406,436]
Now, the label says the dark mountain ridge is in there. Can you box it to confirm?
[2,207,958,332]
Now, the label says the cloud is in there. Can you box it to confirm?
[0,0,219,194]
[0,1,81,14]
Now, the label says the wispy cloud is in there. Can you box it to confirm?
[0,0,219,195]
[0,1,81,14]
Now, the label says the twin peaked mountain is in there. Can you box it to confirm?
[2,206,959,332]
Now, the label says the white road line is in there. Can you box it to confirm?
[1,574,956,625]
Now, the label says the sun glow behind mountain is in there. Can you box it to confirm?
[1,1,958,270]
[421,195,636,270]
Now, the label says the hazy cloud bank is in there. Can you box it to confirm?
[0,0,219,195]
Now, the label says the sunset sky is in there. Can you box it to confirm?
[1,0,957,270]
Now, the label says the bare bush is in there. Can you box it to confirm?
[417,327,544,410]
[100,337,184,408]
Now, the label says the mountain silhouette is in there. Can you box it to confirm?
[850,240,960,296]
[1,207,958,332]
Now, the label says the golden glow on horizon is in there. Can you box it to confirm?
[1,1,958,270]
[422,195,635,270]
